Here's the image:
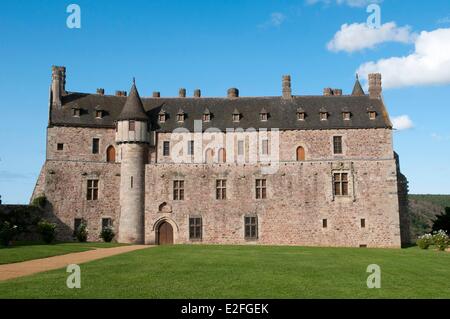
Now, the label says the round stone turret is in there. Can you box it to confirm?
[116,82,149,244]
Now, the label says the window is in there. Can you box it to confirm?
[173,180,184,200]
[255,179,267,199]
[361,219,366,228]
[189,217,202,240]
[102,218,112,230]
[218,148,226,163]
[203,112,210,122]
[158,112,166,123]
[163,141,170,156]
[177,111,185,122]
[237,140,244,156]
[244,216,258,239]
[296,146,305,161]
[74,218,82,232]
[260,112,268,121]
[86,179,99,200]
[95,110,103,119]
[130,176,133,189]
[261,140,269,155]
[92,138,99,154]
[72,108,81,117]
[129,120,135,131]
[320,112,328,121]
[57,143,64,151]
[216,179,226,200]
[187,140,194,156]
[333,136,343,154]
[342,112,351,120]
[333,173,349,196]
[106,145,116,163]
[323,219,328,228]
[297,112,305,121]
[232,109,240,122]
[369,111,377,120]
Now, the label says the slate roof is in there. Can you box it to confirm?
[352,77,365,96]
[116,84,148,121]
[51,91,392,132]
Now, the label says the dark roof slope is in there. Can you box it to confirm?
[52,93,392,131]
[352,78,365,96]
[116,84,148,121]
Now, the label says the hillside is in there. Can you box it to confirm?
[408,194,450,240]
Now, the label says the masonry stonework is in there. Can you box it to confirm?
[31,66,410,248]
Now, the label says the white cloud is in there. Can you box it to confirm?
[357,28,450,88]
[258,12,286,29]
[391,115,414,131]
[307,0,382,8]
[327,22,416,53]
[437,16,450,24]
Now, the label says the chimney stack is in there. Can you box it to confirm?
[115,90,127,97]
[227,88,239,98]
[51,65,66,108]
[194,89,201,98]
[282,75,292,99]
[323,88,333,96]
[96,88,105,95]
[179,88,186,98]
[368,73,382,99]
[333,89,342,96]
[152,91,160,98]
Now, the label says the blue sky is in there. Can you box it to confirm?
[1,0,449,203]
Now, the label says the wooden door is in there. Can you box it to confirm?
[158,222,173,245]
[107,146,116,163]
[296,146,305,161]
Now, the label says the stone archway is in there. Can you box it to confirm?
[157,222,173,245]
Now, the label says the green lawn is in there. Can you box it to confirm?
[0,241,126,265]
[0,245,449,299]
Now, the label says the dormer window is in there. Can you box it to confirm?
[177,109,185,122]
[158,110,166,123]
[342,112,351,120]
[232,108,240,122]
[369,111,377,120]
[95,110,103,119]
[260,108,268,122]
[320,112,328,121]
[203,108,211,122]
[72,108,81,117]
[297,108,306,121]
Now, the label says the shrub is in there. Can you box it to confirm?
[75,223,88,242]
[100,226,115,243]
[0,221,18,246]
[432,207,450,234]
[31,195,47,210]
[37,220,57,244]
[417,233,433,249]
[432,230,449,251]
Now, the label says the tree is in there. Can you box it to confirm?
[432,207,450,233]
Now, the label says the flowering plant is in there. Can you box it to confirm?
[432,230,449,251]
[416,233,433,249]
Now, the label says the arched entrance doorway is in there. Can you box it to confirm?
[157,222,173,245]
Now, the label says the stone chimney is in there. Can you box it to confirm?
[115,90,127,97]
[323,88,333,96]
[179,88,186,98]
[152,91,160,98]
[369,73,382,99]
[51,65,66,107]
[194,89,201,98]
[227,88,239,98]
[96,88,105,95]
[333,89,342,96]
[282,75,292,99]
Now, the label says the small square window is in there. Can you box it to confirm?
[233,113,240,122]
[320,112,328,121]
[369,111,377,120]
[95,110,103,119]
[260,113,268,121]
[343,112,351,120]
[159,113,166,123]
[255,179,267,199]
[57,143,64,151]
[297,112,305,121]
[72,108,81,117]
[102,218,112,230]
[203,113,210,122]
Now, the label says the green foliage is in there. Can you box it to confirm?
[100,227,115,243]
[0,221,18,246]
[0,206,41,236]
[416,233,433,249]
[432,230,449,251]
[74,223,88,242]
[37,220,57,244]
[432,207,450,233]
[408,195,450,239]
[31,195,47,210]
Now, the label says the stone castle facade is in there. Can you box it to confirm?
[32,66,410,248]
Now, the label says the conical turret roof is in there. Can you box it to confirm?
[352,75,365,96]
[117,83,148,121]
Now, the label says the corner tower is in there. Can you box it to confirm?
[115,81,149,243]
